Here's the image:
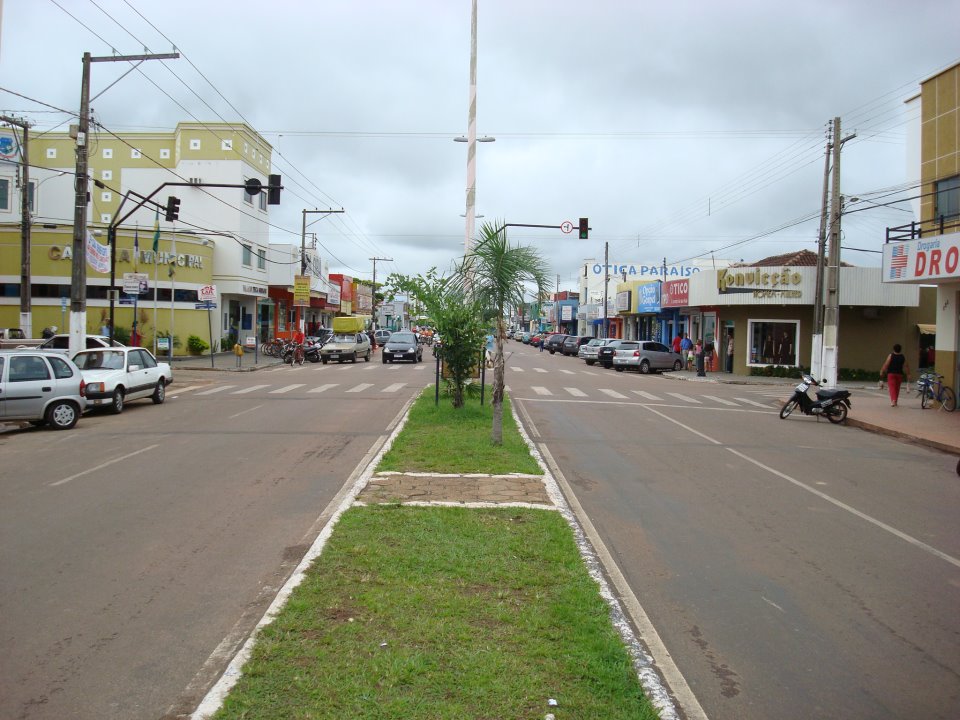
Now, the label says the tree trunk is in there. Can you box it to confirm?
[491,317,506,445]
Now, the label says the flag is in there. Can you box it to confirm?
[152,207,160,254]
[889,243,909,280]
[168,233,176,278]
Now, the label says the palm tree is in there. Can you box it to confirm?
[457,221,550,444]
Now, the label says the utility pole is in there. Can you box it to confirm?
[69,50,179,357]
[300,208,344,332]
[821,116,856,387]
[602,241,610,339]
[2,115,33,337]
[370,256,392,330]
[810,122,833,379]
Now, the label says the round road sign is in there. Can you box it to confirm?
[561,220,573,234]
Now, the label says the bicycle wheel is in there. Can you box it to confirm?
[920,386,933,409]
[939,386,956,412]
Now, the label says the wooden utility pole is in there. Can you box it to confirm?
[370,256,392,330]
[810,122,833,379]
[1,115,33,336]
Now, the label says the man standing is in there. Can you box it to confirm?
[726,332,735,373]
[680,333,693,370]
[672,330,682,356]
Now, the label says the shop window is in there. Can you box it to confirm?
[748,320,799,366]
[257,248,266,269]
[935,175,959,221]
[0,178,9,210]
[242,244,252,266]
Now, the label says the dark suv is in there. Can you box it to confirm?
[561,335,592,356]
[544,334,569,354]
[596,339,626,369]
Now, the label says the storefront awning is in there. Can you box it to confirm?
[917,323,936,335]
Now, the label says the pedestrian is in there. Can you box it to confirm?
[672,331,683,356]
[726,332,735,373]
[538,333,544,352]
[879,343,911,407]
[680,333,693,370]
[695,338,706,377]
[100,319,111,337]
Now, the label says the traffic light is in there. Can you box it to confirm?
[165,195,181,222]
[267,174,282,205]
[578,217,589,239]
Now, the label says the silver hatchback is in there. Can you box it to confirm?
[612,341,684,374]
[0,350,87,429]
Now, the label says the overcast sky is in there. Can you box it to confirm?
[2,0,958,290]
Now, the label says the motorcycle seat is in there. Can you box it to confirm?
[816,387,849,399]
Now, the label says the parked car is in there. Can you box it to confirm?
[578,338,613,365]
[520,332,532,344]
[38,334,125,354]
[544,334,569,354]
[0,328,44,350]
[0,349,87,429]
[612,341,684,374]
[596,339,627,369]
[73,346,173,413]
[381,331,422,363]
[561,335,592,356]
[373,329,393,345]
[513,330,525,341]
[320,331,372,363]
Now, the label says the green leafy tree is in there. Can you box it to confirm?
[456,221,550,444]
[385,269,486,408]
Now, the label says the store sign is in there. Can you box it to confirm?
[591,262,701,277]
[123,272,149,295]
[561,305,573,321]
[615,291,631,312]
[662,279,688,307]
[717,267,802,293]
[242,284,267,296]
[636,283,661,313]
[47,245,204,269]
[882,234,960,282]
[293,275,310,307]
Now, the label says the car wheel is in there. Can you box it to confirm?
[673,360,683,371]
[615,366,624,372]
[585,360,595,366]
[110,388,125,414]
[382,354,387,364]
[364,351,370,362]
[151,380,166,404]
[46,400,79,430]
[639,359,651,374]
[321,357,328,364]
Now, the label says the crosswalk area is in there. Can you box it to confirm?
[517,386,779,409]
[172,380,418,397]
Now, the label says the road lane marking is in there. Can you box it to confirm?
[228,405,262,419]
[558,369,575,375]
[702,394,739,406]
[533,367,548,373]
[512,367,525,372]
[308,384,339,393]
[734,396,773,407]
[196,385,236,395]
[532,386,553,396]
[642,404,960,570]
[346,383,374,393]
[233,385,269,394]
[270,384,305,394]
[565,387,587,397]
[633,390,663,401]
[171,384,205,394]
[382,383,407,393]
[599,388,628,399]
[667,392,701,404]
[51,445,160,487]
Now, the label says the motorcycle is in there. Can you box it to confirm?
[779,373,851,424]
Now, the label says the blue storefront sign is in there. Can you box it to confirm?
[636,282,661,313]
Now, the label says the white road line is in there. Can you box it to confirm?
[51,445,159,487]
[346,383,374,393]
[270,384,305,394]
[512,367,525,372]
[228,405,262,419]
[531,367,547,373]
[558,369,575,375]
[735,396,774,408]
[702,394,739,406]
[599,388,628,399]
[232,385,269,394]
[565,387,587,397]
[363,364,378,371]
[633,390,663,401]
[171,384,205,394]
[532,386,553,396]
[581,370,597,375]
[382,383,407,393]
[413,365,427,370]
[308,384,339,393]
[666,392,701,404]
[195,385,236,395]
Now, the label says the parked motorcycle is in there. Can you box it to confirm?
[779,373,851,424]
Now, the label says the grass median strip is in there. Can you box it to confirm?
[212,390,659,719]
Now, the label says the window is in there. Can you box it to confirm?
[190,139,201,150]
[101,191,112,202]
[9,355,50,382]
[258,191,267,211]
[242,244,252,266]
[102,170,112,180]
[131,148,141,159]
[49,356,75,379]
[221,139,232,151]
[102,148,113,159]
[46,148,56,159]
[935,175,959,221]
[27,181,35,212]
[101,213,111,224]
[257,248,266,269]
[242,185,253,204]
[0,178,8,210]
[748,320,799,366]
[159,148,171,159]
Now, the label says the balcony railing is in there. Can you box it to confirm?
[886,215,960,242]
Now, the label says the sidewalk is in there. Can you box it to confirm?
[665,369,960,456]
[167,350,284,372]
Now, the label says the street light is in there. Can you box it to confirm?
[454,135,495,256]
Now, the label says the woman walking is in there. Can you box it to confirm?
[879,343,910,407]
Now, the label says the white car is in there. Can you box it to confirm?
[0,350,87,430]
[39,334,125,354]
[73,347,173,414]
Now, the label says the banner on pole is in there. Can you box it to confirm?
[293,275,310,307]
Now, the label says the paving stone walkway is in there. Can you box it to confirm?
[357,471,553,506]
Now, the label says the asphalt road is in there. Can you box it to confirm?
[0,356,432,720]
[508,342,960,720]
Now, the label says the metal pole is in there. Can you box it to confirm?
[602,241,609,338]
[811,125,832,378]
[822,116,843,387]
[69,52,91,358]
[464,0,478,254]
[108,224,117,345]
[11,118,33,336]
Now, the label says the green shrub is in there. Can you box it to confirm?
[187,335,209,354]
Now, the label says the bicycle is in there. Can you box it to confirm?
[917,373,956,411]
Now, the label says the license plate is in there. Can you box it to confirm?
[796,382,809,392]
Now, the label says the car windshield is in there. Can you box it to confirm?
[587,339,603,346]
[389,333,415,344]
[333,333,356,343]
[75,350,125,370]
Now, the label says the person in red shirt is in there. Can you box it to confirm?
[292,328,305,345]
[672,331,682,355]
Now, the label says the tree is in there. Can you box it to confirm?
[456,221,550,444]
[384,269,486,409]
